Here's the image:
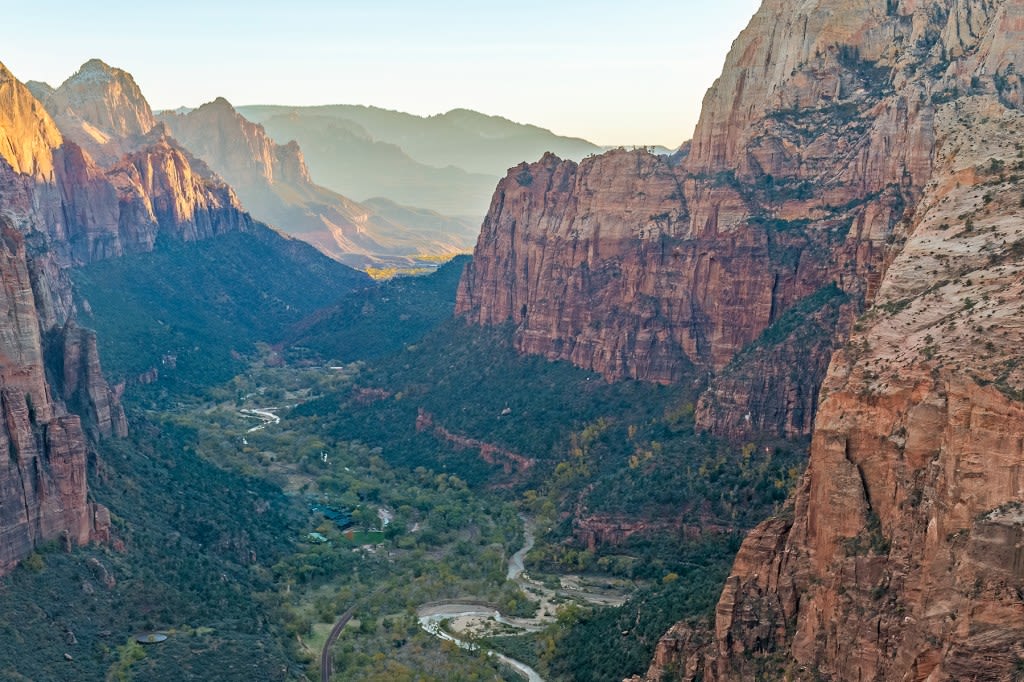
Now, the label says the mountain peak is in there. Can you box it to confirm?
[25,80,54,100]
[67,58,122,85]
[80,58,113,73]
[48,58,156,146]
[198,96,237,114]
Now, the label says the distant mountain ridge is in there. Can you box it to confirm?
[242,104,602,176]
[237,104,610,217]
[158,97,477,268]
[31,60,478,268]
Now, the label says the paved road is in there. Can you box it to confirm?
[320,604,357,682]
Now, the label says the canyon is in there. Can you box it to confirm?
[159,96,478,268]
[460,0,1024,678]
[28,59,478,270]
[1,0,1023,678]
[0,57,341,573]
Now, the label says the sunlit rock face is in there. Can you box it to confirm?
[33,58,157,166]
[0,60,258,574]
[614,0,1024,679]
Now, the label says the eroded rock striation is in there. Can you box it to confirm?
[17,60,258,266]
[0,224,117,572]
[621,0,1024,679]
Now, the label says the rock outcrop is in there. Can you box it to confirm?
[8,60,260,266]
[622,0,1024,679]
[56,319,129,441]
[0,223,116,572]
[32,58,156,166]
[159,97,477,268]
[0,59,271,574]
[456,0,932,438]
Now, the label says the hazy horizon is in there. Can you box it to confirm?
[6,0,760,148]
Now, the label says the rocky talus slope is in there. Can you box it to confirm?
[616,0,1024,679]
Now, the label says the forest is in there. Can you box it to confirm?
[0,249,810,680]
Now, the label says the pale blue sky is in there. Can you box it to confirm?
[4,1,760,147]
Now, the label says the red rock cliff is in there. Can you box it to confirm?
[0,225,114,573]
[0,61,246,574]
[626,0,1024,679]
[456,0,938,438]
[25,60,258,265]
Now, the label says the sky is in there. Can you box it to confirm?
[3,0,761,148]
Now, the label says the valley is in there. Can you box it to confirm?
[2,0,1024,680]
[3,235,797,680]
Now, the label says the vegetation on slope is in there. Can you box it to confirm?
[55,244,814,680]
[72,229,370,393]
[0,418,301,681]
[290,319,807,680]
[285,256,470,364]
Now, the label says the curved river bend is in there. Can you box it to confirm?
[417,522,544,681]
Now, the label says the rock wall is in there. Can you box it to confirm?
[630,0,1024,679]
[0,59,260,574]
[0,225,115,573]
[456,0,938,438]
[23,60,257,265]
[32,58,157,166]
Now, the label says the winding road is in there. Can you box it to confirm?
[418,605,544,682]
[320,604,357,682]
[239,407,280,432]
[322,519,626,681]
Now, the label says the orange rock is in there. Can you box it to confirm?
[637,0,1024,679]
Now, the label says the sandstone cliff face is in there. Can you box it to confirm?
[629,1,1024,680]
[159,97,476,268]
[456,0,942,438]
[160,97,308,188]
[49,128,244,261]
[0,225,116,573]
[0,61,239,575]
[36,58,157,166]
[57,319,129,441]
[0,63,61,181]
[456,145,891,438]
[24,61,258,264]
[111,134,253,243]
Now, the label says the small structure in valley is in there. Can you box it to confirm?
[135,632,168,644]
[310,503,354,530]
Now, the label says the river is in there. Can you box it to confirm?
[417,519,545,682]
